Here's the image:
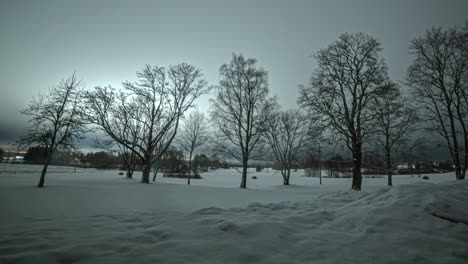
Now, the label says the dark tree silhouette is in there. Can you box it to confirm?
[158,147,184,173]
[265,108,320,185]
[406,26,468,180]
[211,53,275,189]
[192,154,210,173]
[299,33,389,190]
[370,82,418,186]
[178,111,209,185]
[21,73,86,187]
[86,64,208,183]
[23,146,47,164]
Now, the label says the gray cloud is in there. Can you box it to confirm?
[1,0,467,154]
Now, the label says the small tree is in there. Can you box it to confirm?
[21,74,86,187]
[178,111,209,184]
[370,82,418,186]
[192,154,210,173]
[119,144,138,179]
[211,53,275,189]
[159,147,184,173]
[265,109,319,185]
[0,148,4,163]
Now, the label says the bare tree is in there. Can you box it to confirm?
[86,64,208,183]
[265,109,320,185]
[118,144,138,179]
[178,111,209,184]
[394,137,428,170]
[298,33,388,190]
[21,73,86,187]
[211,53,275,189]
[406,25,468,180]
[370,82,418,186]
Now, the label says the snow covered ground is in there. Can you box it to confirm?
[0,164,467,263]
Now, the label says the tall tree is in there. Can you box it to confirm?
[299,33,388,190]
[178,111,209,185]
[211,54,274,188]
[370,82,417,186]
[406,25,468,180]
[265,109,319,185]
[86,64,208,183]
[21,74,86,187]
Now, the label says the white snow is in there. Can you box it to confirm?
[0,164,467,263]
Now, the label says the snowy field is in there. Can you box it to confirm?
[0,164,467,263]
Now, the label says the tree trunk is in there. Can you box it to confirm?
[281,170,287,185]
[319,168,322,185]
[319,145,322,185]
[38,153,52,188]
[387,167,393,186]
[447,114,462,180]
[38,162,49,188]
[141,160,151,184]
[126,168,133,179]
[74,160,78,173]
[283,169,290,185]
[351,142,362,191]
[454,166,462,180]
[461,135,467,180]
[187,151,193,185]
[152,160,159,182]
[240,161,247,189]
[386,149,392,186]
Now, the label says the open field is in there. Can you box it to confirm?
[0,164,467,263]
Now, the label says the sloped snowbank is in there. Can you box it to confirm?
[0,174,467,264]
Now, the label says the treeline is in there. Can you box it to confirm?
[18,21,467,189]
[18,146,229,173]
[302,153,454,177]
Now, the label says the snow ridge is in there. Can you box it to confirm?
[1,181,467,264]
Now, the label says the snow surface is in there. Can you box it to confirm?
[0,164,467,263]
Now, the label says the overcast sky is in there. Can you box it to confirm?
[1,0,467,150]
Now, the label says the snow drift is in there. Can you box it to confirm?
[0,167,467,263]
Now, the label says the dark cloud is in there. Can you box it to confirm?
[1,0,467,156]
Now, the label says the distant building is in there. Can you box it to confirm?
[396,160,454,173]
[1,151,26,163]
